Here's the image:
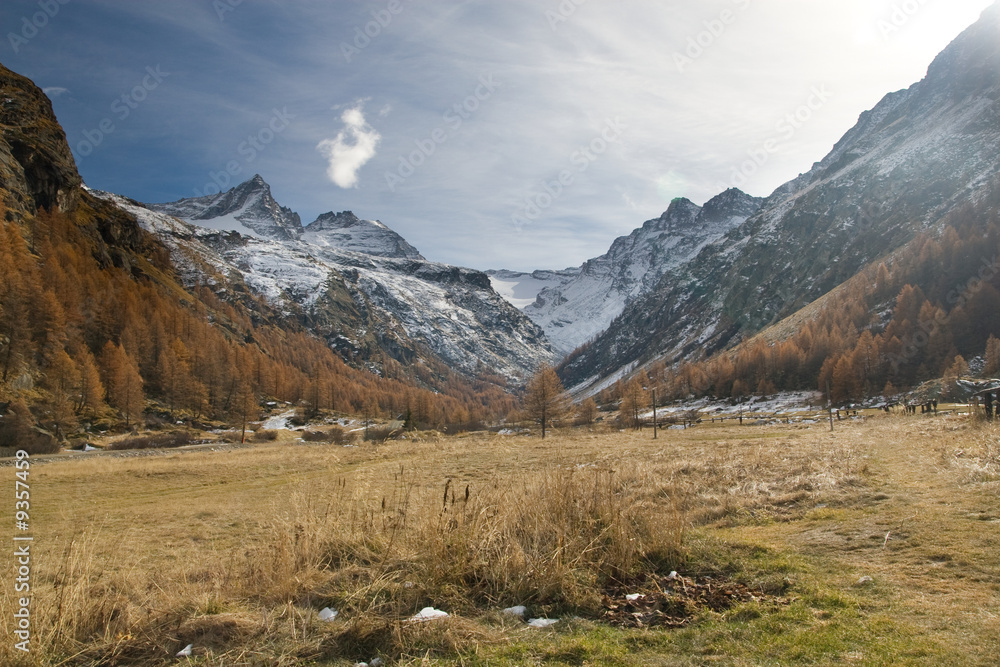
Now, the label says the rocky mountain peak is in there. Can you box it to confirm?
[700,188,763,222]
[309,210,364,230]
[0,63,82,217]
[303,210,424,260]
[923,1,1000,97]
[147,175,303,241]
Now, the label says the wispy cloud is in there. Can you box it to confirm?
[42,86,69,98]
[316,103,381,189]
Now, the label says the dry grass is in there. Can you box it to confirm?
[2,416,999,664]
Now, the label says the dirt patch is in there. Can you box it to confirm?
[601,573,790,628]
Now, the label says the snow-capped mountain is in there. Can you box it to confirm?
[493,189,762,355]
[136,177,554,381]
[302,210,424,260]
[148,174,303,241]
[561,2,1000,391]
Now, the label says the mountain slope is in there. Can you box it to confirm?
[518,189,761,355]
[561,2,1000,390]
[144,177,554,381]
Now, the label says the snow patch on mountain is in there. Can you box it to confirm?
[511,189,762,355]
[486,269,579,310]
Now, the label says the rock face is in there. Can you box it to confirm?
[498,189,761,355]
[302,210,424,260]
[0,64,157,269]
[141,176,555,381]
[148,174,303,241]
[0,64,82,217]
[561,3,1000,390]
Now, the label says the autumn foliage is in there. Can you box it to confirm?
[0,201,515,450]
[612,188,1000,406]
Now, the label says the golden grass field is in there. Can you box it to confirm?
[2,412,999,666]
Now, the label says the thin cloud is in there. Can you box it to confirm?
[316,103,381,189]
[43,86,70,98]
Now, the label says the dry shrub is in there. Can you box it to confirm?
[254,428,280,442]
[299,426,358,444]
[107,430,195,450]
[416,466,687,613]
[328,425,358,445]
[364,426,397,443]
[242,461,687,622]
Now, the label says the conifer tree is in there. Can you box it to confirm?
[523,365,569,438]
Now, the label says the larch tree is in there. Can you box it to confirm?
[619,376,646,430]
[100,342,145,429]
[575,396,598,426]
[523,365,569,438]
[985,335,1000,376]
[75,346,106,417]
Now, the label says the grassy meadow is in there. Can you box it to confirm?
[2,412,999,665]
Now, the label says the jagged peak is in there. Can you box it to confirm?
[700,187,763,220]
[309,210,366,230]
[302,210,423,260]
[660,197,700,219]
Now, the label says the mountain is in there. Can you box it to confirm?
[489,189,761,355]
[302,210,424,260]
[511,189,762,355]
[143,177,553,381]
[148,174,303,241]
[561,2,1000,391]
[0,62,530,448]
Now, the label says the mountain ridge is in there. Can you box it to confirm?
[560,1,1000,391]
[143,175,555,381]
[492,188,762,355]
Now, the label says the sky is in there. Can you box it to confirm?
[2,0,995,272]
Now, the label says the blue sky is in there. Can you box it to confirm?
[2,0,994,271]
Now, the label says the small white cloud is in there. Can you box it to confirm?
[378,103,392,117]
[316,103,381,189]
[43,86,70,98]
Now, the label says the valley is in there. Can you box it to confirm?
[4,3,1000,665]
[2,412,998,665]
